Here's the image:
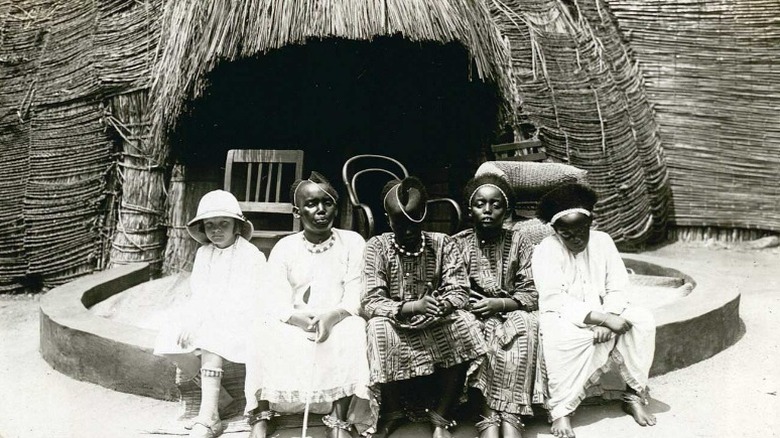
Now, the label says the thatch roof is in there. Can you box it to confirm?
[150,0,514,151]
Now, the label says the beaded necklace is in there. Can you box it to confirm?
[391,233,426,257]
[303,232,335,254]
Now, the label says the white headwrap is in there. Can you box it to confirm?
[550,207,592,225]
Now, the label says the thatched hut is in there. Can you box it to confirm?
[5,0,772,293]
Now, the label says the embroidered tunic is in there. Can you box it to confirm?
[532,230,656,420]
[244,229,376,434]
[453,228,547,415]
[362,232,487,384]
[153,237,266,363]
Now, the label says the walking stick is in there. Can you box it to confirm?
[296,325,318,438]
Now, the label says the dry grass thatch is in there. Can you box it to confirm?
[149,0,514,151]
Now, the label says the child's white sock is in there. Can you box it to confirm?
[198,368,223,422]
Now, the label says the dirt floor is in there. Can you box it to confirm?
[0,241,778,438]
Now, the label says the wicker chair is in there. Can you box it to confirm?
[475,160,589,245]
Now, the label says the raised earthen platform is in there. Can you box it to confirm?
[39,258,741,401]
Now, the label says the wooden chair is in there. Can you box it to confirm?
[341,154,462,239]
[491,138,547,162]
[224,149,304,254]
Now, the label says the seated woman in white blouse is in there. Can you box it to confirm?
[531,183,657,438]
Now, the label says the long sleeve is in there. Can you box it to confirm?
[266,245,296,323]
[336,232,365,316]
[600,234,630,314]
[509,232,538,311]
[436,236,469,309]
[361,237,403,319]
[531,238,591,327]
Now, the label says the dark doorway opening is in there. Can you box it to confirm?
[170,35,504,235]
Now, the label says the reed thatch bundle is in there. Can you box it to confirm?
[488,0,671,247]
[161,165,216,275]
[107,91,167,271]
[609,0,780,235]
[149,0,514,152]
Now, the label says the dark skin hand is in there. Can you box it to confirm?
[308,309,347,343]
[585,311,632,343]
[470,296,519,317]
[400,295,453,317]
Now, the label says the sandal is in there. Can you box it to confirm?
[323,414,353,438]
[188,418,225,438]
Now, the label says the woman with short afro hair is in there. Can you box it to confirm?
[532,183,657,438]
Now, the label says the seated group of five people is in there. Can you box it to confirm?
[153,170,658,438]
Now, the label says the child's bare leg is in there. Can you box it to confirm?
[248,400,274,438]
[550,415,575,438]
[622,387,656,427]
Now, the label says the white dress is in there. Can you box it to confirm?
[531,230,656,420]
[244,229,376,434]
[153,237,267,363]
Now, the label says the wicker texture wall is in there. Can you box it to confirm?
[0,0,162,292]
[609,0,780,233]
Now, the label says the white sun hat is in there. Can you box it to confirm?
[186,189,254,244]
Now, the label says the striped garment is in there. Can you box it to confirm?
[362,232,487,384]
[453,228,548,415]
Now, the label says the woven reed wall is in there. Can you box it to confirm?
[488,0,671,248]
[609,0,780,234]
[1,0,677,291]
[0,0,162,293]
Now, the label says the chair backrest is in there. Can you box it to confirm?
[224,149,304,233]
[342,155,408,206]
[341,154,462,238]
[491,139,547,162]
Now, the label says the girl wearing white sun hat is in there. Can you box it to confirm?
[155,189,267,438]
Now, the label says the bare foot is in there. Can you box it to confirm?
[550,416,575,438]
[623,400,657,426]
[432,426,453,438]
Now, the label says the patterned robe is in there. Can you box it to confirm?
[361,232,487,385]
[453,228,548,415]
